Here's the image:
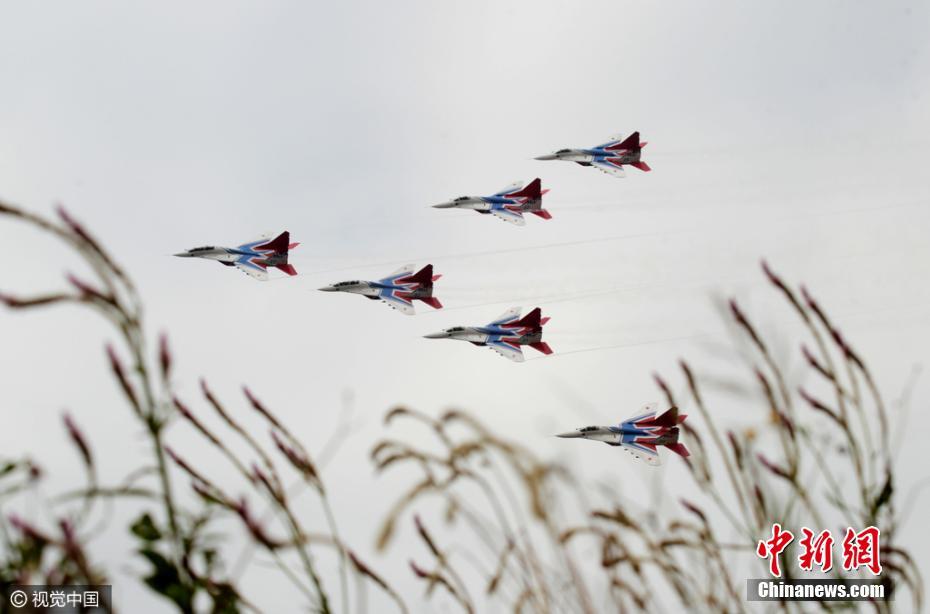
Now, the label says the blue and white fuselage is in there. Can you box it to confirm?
[556,403,689,465]
[432,179,550,226]
[319,264,442,315]
[424,306,552,362]
[535,132,650,178]
[174,232,298,280]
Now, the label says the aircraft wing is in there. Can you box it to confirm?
[618,442,661,465]
[379,264,416,284]
[592,159,627,178]
[487,339,525,362]
[236,233,273,251]
[488,307,521,326]
[594,135,626,149]
[490,207,526,226]
[378,289,415,315]
[235,262,269,280]
[493,181,524,196]
[621,402,658,429]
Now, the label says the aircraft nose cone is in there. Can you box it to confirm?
[556,431,583,438]
[423,332,446,339]
[432,202,456,209]
[318,285,338,292]
[534,154,557,161]
[173,252,192,257]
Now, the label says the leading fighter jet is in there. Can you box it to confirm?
[423,306,552,362]
[318,264,442,315]
[431,178,551,225]
[534,132,650,178]
[556,404,689,465]
[174,231,298,280]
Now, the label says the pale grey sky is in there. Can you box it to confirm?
[2,1,929,611]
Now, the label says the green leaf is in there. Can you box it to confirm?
[872,473,893,517]
[139,547,195,612]
[0,462,17,478]
[209,583,241,614]
[130,513,162,543]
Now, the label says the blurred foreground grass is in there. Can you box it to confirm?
[0,200,922,613]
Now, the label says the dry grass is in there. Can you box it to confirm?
[0,199,923,612]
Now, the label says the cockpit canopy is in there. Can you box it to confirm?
[446,326,465,333]
[190,246,215,252]
[453,196,469,202]
[579,426,599,433]
[335,281,361,287]
[555,148,571,154]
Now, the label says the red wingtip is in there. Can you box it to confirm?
[667,443,690,458]
[678,414,688,424]
[420,297,443,310]
[540,316,551,325]
[531,210,553,220]
[276,264,298,276]
[288,242,300,250]
[431,274,442,281]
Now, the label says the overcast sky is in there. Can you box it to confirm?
[2,1,929,611]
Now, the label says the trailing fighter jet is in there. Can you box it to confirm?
[431,178,551,225]
[318,264,442,315]
[174,231,298,280]
[556,404,689,465]
[534,132,650,178]
[423,306,552,362]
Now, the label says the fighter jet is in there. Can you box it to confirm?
[318,264,442,315]
[431,178,551,225]
[556,404,689,465]
[534,132,650,178]
[423,306,552,362]
[174,231,298,280]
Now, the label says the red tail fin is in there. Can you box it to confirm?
[529,341,553,355]
[508,178,542,200]
[653,406,679,428]
[667,443,690,458]
[400,264,436,287]
[419,297,443,310]
[630,161,651,172]
[276,264,298,276]
[255,231,290,255]
[607,131,641,151]
[515,307,543,329]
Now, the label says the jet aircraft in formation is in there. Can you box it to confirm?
[171,132,681,463]
[556,404,689,464]
[424,306,552,362]
[535,131,650,178]
[318,264,442,315]
[432,178,551,226]
[174,231,298,280]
